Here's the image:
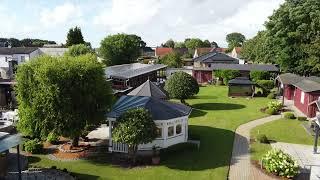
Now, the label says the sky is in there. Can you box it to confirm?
[0,0,284,48]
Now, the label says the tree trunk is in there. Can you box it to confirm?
[71,136,79,147]
[128,145,137,165]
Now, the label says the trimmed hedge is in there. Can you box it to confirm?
[297,116,307,121]
[256,134,268,143]
[284,112,295,119]
[256,80,275,94]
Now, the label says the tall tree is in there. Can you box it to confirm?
[184,38,204,49]
[160,52,183,68]
[66,26,85,47]
[65,44,93,57]
[174,42,186,48]
[163,39,175,48]
[203,40,211,47]
[16,54,113,146]
[99,33,145,66]
[226,32,246,50]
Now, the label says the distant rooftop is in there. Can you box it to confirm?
[0,47,38,55]
[193,51,239,63]
[194,63,279,72]
[127,80,167,99]
[105,63,167,79]
[39,48,68,57]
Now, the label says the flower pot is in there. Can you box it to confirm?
[152,156,160,165]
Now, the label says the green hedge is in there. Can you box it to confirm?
[23,139,43,154]
[256,80,275,94]
[250,71,271,81]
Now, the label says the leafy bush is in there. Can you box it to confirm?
[214,70,240,85]
[267,101,282,112]
[265,108,277,115]
[297,116,307,121]
[250,71,271,81]
[164,71,199,103]
[256,80,275,94]
[267,92,276,99]
[262,149,299,178]
[46,132,59,144]
[256,134,268,143]
[23,139,43,154]
[284,112,295,119]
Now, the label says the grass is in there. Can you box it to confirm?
[250,118,314,161]
[28,86,270,180]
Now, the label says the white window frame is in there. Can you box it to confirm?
[301,91,305,104]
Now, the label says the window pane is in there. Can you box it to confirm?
[168,126,174,137]
[156,127,162,138]
[176,124,182,134]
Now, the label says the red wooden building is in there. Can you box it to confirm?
[277,73,320,118]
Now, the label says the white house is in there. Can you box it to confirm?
[0,47,39,68]
[106,95,192,153]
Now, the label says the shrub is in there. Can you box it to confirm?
[256,134,268,143]
[265,108,277,115]
[256,80,275,94]
[267,101,282,112]
[250,71,271,81]
[267,92,276,99]
[297,116,307,121]
[284,112,295,119]
[24,139,43,154]
[256,91,263,96]
[46,132,59,144]
[51,166,57,169]
[262,149,299,178]
[62,168,68,173]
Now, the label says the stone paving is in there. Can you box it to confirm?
[228,115,282,180]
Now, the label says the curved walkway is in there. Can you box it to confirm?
[228,115,282,180]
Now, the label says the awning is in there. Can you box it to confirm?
[0,133,22,153]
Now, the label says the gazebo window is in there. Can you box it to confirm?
[168,126,174,137]
[176,124,182,134]
[156,127,162,138]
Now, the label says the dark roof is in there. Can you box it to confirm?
[193,51,239,63]
[228,77,255,85]
[106,96,192,120]
[0,47,38,55]
[194,63,279,72]
[277,73,320,92]
[127,80,167,99]
[276,73,303,85]
[106,63,167,79]
[0,133,22,153]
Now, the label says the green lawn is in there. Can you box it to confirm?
[29,86,270,180]
[250,118,314,161]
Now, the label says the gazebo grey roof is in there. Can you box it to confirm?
[106,96,192,120]
[228,77,255,85]
[127,80,167,99]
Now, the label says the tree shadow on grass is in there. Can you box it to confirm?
[189,109,207,118]
[160,125,247,171]
[70,172,100,180]
[192,103,246,111]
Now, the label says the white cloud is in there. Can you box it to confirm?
[93,0,284,47]
[40,2,82,27]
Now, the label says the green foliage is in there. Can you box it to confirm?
[164,71,199,103]
[250,71,271,81]
[226,32,246,51]
[65,44,93,57]
[214,70,240,85]
[24,139,43,154]
[184,38,206,49]
[66,26,85,47]
[0,38,56,47]
[265,108,277,115]
[46,132,59,144]
[267,92,276,99]
[160,52,183,68]
[267,101,282,112]
[243,0,320,75]
[163,39,175,48]
[113,108,157,147]
[256,80,274,94]
[262,149,299,178]
[174,42,186,48]
[284,112,295,119]
[297,116,307,121]
[99,33,145,66]
[256,134,268,143]
[16,54,113,143]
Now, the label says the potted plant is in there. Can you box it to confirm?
[151,146,160,165]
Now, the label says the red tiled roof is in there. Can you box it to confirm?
[155,47,173,57]
[195,48,213,56]
[215,47,227,53]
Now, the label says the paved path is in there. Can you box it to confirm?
[271,142,320,173]
[228,115,282,180]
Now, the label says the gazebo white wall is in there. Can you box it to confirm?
[107,116,189,153]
